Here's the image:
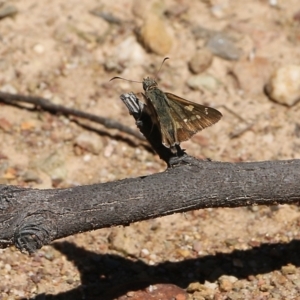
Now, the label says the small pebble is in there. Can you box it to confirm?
[83,154,91,162]
[0,4,18,19]
[0,83,17,94]
[187,282,215,299]
[225,238,238,247]
[66,277,74,284]
[22,170,40,183]
[30,274,41,284]
[4,264,11,272]
[269,0,277,6]
[187,74,220,91]
[271,272,287,286]
[176,248,190,258]
[188,48,213,74]
[259,284,272,292]
[192,241,202,253]
[186,282,203,292]
[226,291,245,300]
[140,248,149,256]
[104,141,117,158]
[139,3,173,55]
[115,284,188,300]
[265,65,300,106]
[210,4,229,19]
[131,0,151,18]
[33,44,44,54]
[109,36,145,70]
[204,280,218,290]
[75,132,103,155]
[281,264,297,275]
[218,275,237,292]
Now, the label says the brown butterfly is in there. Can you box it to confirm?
[111,58,222,149]
[141,76,222,148]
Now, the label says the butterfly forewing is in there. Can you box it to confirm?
[164,92,222,143]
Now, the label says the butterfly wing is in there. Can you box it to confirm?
[164,92,222,143]
[143,90,179,147]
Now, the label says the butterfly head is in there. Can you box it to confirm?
[142,77,158,91]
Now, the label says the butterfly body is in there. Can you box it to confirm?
[142,77,222,148]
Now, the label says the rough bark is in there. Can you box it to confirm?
[0,157,299,253]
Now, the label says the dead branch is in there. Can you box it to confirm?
[0,92,299,254]
[0,157,299,254]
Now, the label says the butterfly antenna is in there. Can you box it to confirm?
[155,57,170,79]
[110,76,142,84]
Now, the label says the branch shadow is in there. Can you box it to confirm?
[0,99,149,150]
[28,239,300,300]
[73,120,153,153]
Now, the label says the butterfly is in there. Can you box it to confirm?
[141,77,222,149]
[111,59,222,150]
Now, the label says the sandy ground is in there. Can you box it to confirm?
[0,0,300,299]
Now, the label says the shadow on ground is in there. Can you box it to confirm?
[26,239,300,300]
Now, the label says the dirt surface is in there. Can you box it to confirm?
[0,0,300,299]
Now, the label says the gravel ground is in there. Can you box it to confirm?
[0,0,300,299]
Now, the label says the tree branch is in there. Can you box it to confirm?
[0,157,299,253]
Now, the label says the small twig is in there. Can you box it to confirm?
[219,104,248,124]
[0,91,144,141]
[90,9,122,25]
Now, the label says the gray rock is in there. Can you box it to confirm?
[0,4,18,19]
[22,170,41,183]
[206,33,241,61]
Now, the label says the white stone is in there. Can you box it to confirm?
[75,132,103,155]
[266,65,300,106]
[33,44,44,54]
[115,36,146,66]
